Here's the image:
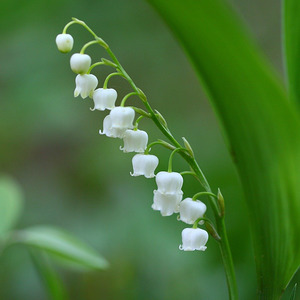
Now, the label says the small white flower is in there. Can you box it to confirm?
[179,228,208,251]
[155,171,183,194]
[91,88,117,111]
[99,115,125,138]
[178,198,207,224]
[74,74,98,99]
[152,190,183,216]
[121,130,148,153]
[130,154,159,178]
[70,53,91,74]
[56,34,74,53]
[109,107,135,136]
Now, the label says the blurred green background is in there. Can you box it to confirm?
[0,0,298,299]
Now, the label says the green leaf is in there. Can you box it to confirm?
[283,0,300,103]
[30,249,67,300]
[16,226,109,271]
[147,0,300,298]
[0,176,23,235]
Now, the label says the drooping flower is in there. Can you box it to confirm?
[74,74,98,99]
[178,198,207,224]
[91,88,117,111]
[121,129,148,153]
[179,228,208,251]
[109,107,135,136]
[99,107,135,138]
[70,53,91,74]
[152,190,183,216]
[155,171,183,194]
[130,154,159,178]
[56,34,74,53]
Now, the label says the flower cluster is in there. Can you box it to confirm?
[55,26,211,252]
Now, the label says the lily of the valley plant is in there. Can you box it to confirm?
[56,17,236,298]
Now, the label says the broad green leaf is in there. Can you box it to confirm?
[16,226,109,270]
[30,249,67,300]
[0,176,23,235]
[283,0,300,103]
[147,0,300,298]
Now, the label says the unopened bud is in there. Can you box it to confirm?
[217,188,225,217]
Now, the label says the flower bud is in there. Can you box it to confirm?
[91,88,117,111]
[130,154,159,178]
[74,74,98,99]
[70,53,91,74]
[110,107,135,134]
[152,190,183,216]
[56,33,74,53]
[121,130,148,153]
[155,171,183,194]
[179,228,208,251]
[178,198,207,224]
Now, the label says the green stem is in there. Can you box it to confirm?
[103,72,126,89]
[62,20,77,34]
[88,62,105,74]
[168,148,183,172]
[134,115,144,129]
[144,140,170,154]
[80,40,99,54]
[180,171,196,177]
[120,92,139,107]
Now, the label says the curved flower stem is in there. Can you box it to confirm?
[144,140,172,154]
[80,40,99,54]
[192,191,218,200]
[103,72,126,89]
[88,62,106,74]
[134,115,145,129]
[120,92,139,107]
[168,148,185,172]
[69,18,238,300]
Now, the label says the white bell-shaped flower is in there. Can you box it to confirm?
[56,34,74,53]
[99,115,125,138]
[179,228,208,251]
[109,107,135,137]
[74,74,98,99]
[130,154,159,178]
[155,171,183,194]
[178,198,207,224]
[70,53,91,74]
[152,190,183,216]
[121,130,148,153]
[91,88,117,111]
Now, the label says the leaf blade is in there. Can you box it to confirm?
[16,226,109,271]
[147,0,300,297]
[0,176,23,235]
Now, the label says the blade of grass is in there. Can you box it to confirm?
[147,0,300,298]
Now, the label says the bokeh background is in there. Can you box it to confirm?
[0,0,298,299]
